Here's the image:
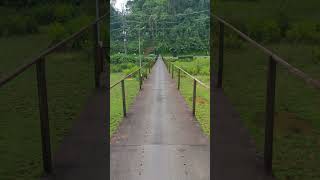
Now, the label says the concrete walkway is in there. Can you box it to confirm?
[110,58,210,180]
[42,56,274,180]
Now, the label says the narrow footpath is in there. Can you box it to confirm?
[110,57,210,180]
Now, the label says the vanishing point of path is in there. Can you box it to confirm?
[110,58,210,180]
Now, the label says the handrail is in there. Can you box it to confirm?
[163,58,209,89]
[212,14,320,90]
[162,57,209,117]
[173,64,209,89]
[110,63,149,89]
[110,59,156,117]
[0,12,109,174]
[0,14,108,88]
[212,14,320,174]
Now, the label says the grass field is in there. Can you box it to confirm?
[222,43,320,179]
[170,57,210,135]
[215,0,320,179]
[169,49,319,179]
[110,73,140,135]
[0,35,143,179]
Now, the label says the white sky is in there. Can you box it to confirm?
[113,0,129,11]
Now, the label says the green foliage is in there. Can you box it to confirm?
[247,20,281,43]
[225,33,245,49]
[111,53,155,65]
[173,57,210,76]
[53,3,76,23]
[112,0,209,55]
[111,63,137,73]
[65,15,94,49]
[287,22,320,43]
[46,22,68,44]
[311,46,320,64]
[123,66,139,77]
[111,53,139,64]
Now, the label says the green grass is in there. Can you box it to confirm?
[170,48,320,178]
[0,52,95,179]
[110,73,140,135]
[0,34,50,74]
[171,57,211,135]
[222,43,320,180]
[0,35,143,179]
[215,0,320,178]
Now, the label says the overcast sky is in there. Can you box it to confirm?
[113,0,129,11]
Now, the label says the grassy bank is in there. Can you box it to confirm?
[110,73,140,135]
[214,0,320,178]
[0,35,143,179]
[222,43,320,179]
[170,57,210,135]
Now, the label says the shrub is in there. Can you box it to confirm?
[46,22,68,44]
[246,20,281,43]
[53,3,76,23]
[111,53,139,64]
[111,63,136,73]
[123,66,139,78]
[65,15,94,49]
[286,22,320,43]
[224,33,244,49]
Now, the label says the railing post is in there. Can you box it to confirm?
[192,79,197,116]
[139,69,142,90]
[168,62,171,73]
[217,22,224,88]
[36,57,52,174]
[105,41,111,179]
[121,80,127,117]
[146,70,148,79]
[264,56,277,175]
[99,42,105,73]
[171,64,174,79]
[93,22,100,88]
[178,69,181,90]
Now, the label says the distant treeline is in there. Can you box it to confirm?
[111,0,210,55]
[0,0,109,51]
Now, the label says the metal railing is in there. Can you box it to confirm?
[110,60,156,117]
[212,15,320,175]
[163,58,209,116]
[0,13,109,174]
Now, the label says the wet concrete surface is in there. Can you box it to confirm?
[111,57,210,180]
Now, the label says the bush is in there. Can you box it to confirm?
[247,20,281,43]
[225,33,244,49]
[65,15,94,49]
[111,53,139,64]
[123,66,139,78]
[111,63,136,73]
[53,3,76,23]
[287,22,320,43]
[46,22,68,44]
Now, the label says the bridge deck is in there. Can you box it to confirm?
[42,57,273,180]
[111,58,209,179]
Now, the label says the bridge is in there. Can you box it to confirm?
[1,7,320,180]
